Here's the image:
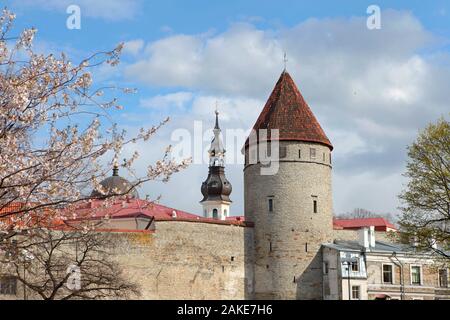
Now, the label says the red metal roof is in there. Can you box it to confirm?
[333,217,397,231]
[68,199,250,227]
[1,200,251,231]
[226,216,245,222]
[245,71,332,150]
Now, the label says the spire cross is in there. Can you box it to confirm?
[283,52,288,71]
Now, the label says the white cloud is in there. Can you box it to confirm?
[140,92,194,110]
[125,23,283,97]
[13,0,141,21]
[123,39,145,56]
[119,10,450,216]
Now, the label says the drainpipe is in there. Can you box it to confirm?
[343,261,351,300]
[391,252,405,300]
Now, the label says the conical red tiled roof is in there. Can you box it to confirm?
[246,71,332,150]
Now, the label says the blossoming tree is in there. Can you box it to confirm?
[0,9,189,229]
[0,9,190,299]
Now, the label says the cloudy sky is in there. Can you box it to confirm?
[4,0,450,218]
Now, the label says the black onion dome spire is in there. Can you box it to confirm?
[200,109,232,203]
[91,163,139,199]
[201,166,232,202]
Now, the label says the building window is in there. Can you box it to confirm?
[439,269,448,288]
[351,285,360,300]
[351,261,359,272]
[323,262,329,275]
[298,149,301,159]
[313,199,318,213]
[411,266,422,285]
[305,243,308,252]
[323,152,325,162]
[224,209,227,217]
[383,264,393,284]
[212,209,218,219]
[268,197,274,212]
[0,277,17,295]
[310,148,316,160]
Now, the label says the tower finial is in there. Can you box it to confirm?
[112,159,119,176]
[214,101,220,130]
[283,52,288,71]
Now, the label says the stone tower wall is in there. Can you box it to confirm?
[244,140,334,299]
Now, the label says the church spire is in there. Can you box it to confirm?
[208,108,226,167]
[200,108,232,220]
[214,102,220,129]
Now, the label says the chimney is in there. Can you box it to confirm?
[358,227,370,249]
[411,235,419,248]
[369,226,376,248]
[358,226,376,249]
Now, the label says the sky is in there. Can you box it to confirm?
[3,0,450,218]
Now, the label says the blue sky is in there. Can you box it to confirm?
[3,0,450,217]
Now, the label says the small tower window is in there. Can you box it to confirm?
[323,262,329,275]
[279,146,287,159]
[212,209,218,219]
[310,148,316,160]
[330,153,332,164]
[268,197,274,212]
[224,209,227,217]
[298,149,301,159]
[323,152,325,162]
[311,196,318,213]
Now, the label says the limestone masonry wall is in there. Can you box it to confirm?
[114,220,253,299]
[244,141,334,299]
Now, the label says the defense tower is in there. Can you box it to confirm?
[244,70,334,299]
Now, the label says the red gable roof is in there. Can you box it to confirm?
[333,217,397,231]
[245,71,332,150]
